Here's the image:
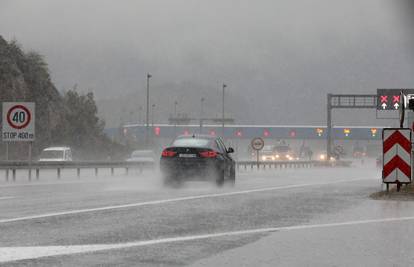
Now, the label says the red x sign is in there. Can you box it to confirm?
[393,95,400,103]
[380,95,388,103]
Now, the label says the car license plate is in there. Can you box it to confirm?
[179,154,196,158]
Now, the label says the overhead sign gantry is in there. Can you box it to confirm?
[326,94,377,159]
[377,89,414,110]
[327,90,414,159]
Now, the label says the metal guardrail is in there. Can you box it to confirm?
[0,161,155,182]
[236,160,352,170]
[0,159,352,182]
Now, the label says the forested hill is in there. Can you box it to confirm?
[0,36,125,160]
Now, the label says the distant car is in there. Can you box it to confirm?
[261,145,277,161]
[126,150,156,163]
[160,134,235,187]
[38,147,73,162]
[273,144,296,161]
[317,152,327,161]
[353,147,366,158]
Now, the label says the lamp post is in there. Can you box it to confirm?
[200,97,205,134]
[174,101,178,137]
[222,84,227,138]
[174,101,178,118]
[138,106,143,125]
[145,73,152,146]
[151,104,156,127]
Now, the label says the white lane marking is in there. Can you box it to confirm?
[1,214,413,263]
[0,178,376,224]
[0,180,104,188]
[0,197,14,201]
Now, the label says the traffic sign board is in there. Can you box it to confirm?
[2,102,35,141]
[251,137,264,151]
[382,128,411,183]
[377,89,414,110]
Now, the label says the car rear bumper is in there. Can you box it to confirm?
[160,158,222,179]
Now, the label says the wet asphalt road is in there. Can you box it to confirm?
[0,162,410,266]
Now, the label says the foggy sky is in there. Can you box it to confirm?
[0,0,413,127]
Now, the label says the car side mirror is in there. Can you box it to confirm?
[227,147,234,154]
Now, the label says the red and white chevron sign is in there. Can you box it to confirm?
[383,128,412,183]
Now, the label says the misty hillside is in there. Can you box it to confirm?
[0,36,125,159]
[0,36,64,150]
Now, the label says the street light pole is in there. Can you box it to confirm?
[146,73,151,146]
[200,97,205,134]
[151,104,156,127]
[222,84,227,138]
[174,101,178,137]
[138,106,143,125]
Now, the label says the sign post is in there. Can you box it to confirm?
[251,137,264,169]
[382,128,412,191]
[2,102,35,163]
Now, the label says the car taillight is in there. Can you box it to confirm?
[199,150,218,158]
[161,149,177,157]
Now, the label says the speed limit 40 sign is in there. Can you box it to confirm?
[2,102,35,141]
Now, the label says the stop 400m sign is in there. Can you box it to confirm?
[2,102,35,141]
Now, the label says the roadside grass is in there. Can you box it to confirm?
[371,184,414,201]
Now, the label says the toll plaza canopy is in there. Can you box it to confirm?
[106,124,384,140]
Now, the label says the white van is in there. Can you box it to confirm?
[39,147,73,162]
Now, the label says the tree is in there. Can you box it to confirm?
[0,36,127,160]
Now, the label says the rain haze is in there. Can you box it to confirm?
[2,1,414,266]
[1,0,413,126]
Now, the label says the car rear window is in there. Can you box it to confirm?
[40,150,64,159]
[172,138,211,148]
[262,145,274,152]
[275,146,290,152]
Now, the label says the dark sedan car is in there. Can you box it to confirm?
[160,135,236,186]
